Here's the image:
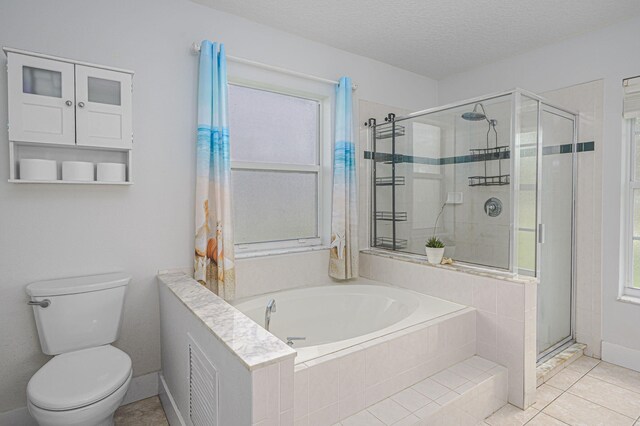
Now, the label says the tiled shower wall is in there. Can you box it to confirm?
[359,99,514,271]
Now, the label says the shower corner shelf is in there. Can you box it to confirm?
[468,175,511,187]
[375,176,406,186]
[374,237,408,249]
[375,124,406,140]
[468,145,510,187]
[375,211,408,221]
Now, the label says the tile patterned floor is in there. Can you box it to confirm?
[112,357,640,426]
[485,356,640,426]
[114,396,169,426]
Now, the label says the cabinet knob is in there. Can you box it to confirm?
[78,102,85,108]
[65,100,73,106]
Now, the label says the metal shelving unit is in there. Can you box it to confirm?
[375,176,405,186]
[367,114,408,251]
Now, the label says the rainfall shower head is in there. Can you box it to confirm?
[461,103,488,121]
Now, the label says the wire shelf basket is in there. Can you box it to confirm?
[375,211,408,221]
[374,237,408,249]
[468,174,511,187]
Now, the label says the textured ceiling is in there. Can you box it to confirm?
[192,0,640,78]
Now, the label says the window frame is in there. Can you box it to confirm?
[228,80,331,256]
[625,117,640,299]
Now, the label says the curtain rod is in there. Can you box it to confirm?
[191,42,357,91]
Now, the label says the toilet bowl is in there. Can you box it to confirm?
[25,273,132,426]
[27,345,132,426]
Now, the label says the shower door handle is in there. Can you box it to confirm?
[538,224,545,244]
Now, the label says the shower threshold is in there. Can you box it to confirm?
[537,338,576,365]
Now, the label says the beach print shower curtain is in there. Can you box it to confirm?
[329,77,358,279]
[194,41,236,300]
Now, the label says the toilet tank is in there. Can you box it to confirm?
[26,272,130,355]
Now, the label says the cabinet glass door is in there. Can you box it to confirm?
[7,53,76,145]
[75,65,132,149]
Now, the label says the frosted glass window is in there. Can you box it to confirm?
[232,170,318,244]
[411,122,441,174]
[88,77,121,105]
[633,189,640,288]
[411,178,441,229]
[635,120,640,181]
[633,240,640,289]
[23,66,62,98]
[228,85,319,165]
[628,119,640,291]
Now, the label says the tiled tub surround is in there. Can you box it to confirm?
[158,272,296,425]
[360,250,537,409]
[293,307,478,425]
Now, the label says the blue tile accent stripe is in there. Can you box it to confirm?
[363,141,594,164]
[577,141,595,152]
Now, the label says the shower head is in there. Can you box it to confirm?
[462,103,488,121]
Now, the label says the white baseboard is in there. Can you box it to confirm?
[0,406,38,426]
[159,373,186,426]
[121,371,160,406]
[602,341,640,372]
[0,371,160,426]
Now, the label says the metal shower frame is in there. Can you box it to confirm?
[366,88,579,361]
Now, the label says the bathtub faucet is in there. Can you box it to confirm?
[265,299,277,331]
[286,337,306,346]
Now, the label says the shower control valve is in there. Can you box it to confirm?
[484,197,503,217]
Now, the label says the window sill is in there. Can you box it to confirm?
[618,293,640,306]
[235,245,329,260]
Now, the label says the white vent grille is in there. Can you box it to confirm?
[188,334,218,426]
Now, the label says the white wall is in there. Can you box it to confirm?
[439,16,640,366]
[0,0,438,413]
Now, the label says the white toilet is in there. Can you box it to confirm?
[25,272,132,426]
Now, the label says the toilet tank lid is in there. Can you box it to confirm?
[26,272,131,297]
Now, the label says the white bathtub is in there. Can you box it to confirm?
[232,278,466,363]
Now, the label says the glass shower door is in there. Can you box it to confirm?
[537,106,575,358]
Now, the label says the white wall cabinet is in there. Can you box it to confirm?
[7,54,76,145]
[7,49,133,149]
[4,48,134,184]
[75,65,132,149]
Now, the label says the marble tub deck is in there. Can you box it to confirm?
[158,272,295,371]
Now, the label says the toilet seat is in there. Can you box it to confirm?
[27,345,132,411]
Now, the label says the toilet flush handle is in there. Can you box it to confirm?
[27,299,50,308]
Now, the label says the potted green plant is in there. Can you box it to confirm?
[425,236,445,265]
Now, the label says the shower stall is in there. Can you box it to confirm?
[366,89,577,361]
